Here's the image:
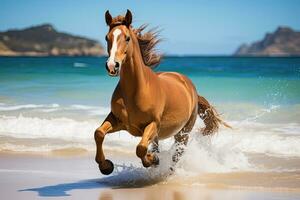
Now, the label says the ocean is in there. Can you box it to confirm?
[0,56,300,177]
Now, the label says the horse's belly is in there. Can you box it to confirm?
[112,102,187,139]
[158,125,183,139]
[158,115,188,139]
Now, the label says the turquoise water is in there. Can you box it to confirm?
[0,56,299,106]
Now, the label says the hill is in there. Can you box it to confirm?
[0,24,104,56]
[234,27,300,56]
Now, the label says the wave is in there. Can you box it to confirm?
[0,115,97,140]
[0,114,300,169]
[0,112,299,154]
[1,102,299,123]
[0,103,59,111]
[1,102,300,173]
[216,103,300,126]
[0,103,110,116]
[73,62,88,68]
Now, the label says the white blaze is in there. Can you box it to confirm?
[107,29,121,67]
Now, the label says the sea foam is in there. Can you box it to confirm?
[1,114,300,157]
[1,103,300,174]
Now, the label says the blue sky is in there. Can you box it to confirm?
[1,0,299,55]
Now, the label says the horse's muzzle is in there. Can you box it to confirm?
[106,61,120,77]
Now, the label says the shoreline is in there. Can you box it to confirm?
[1,152,300,200]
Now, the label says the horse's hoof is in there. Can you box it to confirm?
[142,153,159,168]
[99,159,114,175]
[142,159,151,168]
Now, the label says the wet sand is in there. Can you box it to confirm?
[1,152,300,200]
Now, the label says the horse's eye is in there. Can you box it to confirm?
[105,35,108,41]
[126,36,130,42]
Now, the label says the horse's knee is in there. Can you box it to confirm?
[94,128,105,142]
[136,144,147,158]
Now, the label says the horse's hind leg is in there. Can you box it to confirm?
[172,131,189,163]
[150,137,159,153]
[172,111,197,163]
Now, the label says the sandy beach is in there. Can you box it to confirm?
[1,151,300,200]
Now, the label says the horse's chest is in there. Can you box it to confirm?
[111,96,152,135]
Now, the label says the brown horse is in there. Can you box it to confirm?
[94,10,230,175]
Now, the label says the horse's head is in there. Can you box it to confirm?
[104,10,133,77]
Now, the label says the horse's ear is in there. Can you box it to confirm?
[105,10,112,26]
[124,9,132,27]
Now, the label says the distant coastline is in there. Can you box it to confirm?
[1,24,300,57]
[234,26,300,56]
[0,24,105,56]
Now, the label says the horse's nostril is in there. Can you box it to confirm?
[115,62,120,69]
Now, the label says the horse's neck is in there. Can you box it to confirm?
[119,36,151,98]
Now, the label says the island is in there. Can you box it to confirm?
[0,24,105,56]
[234,26,300,56]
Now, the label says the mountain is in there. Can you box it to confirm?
[0,24,105,56]
[234,26,300,56]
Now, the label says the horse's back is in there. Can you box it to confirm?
[157,71,197,102]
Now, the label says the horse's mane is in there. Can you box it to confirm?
[133,25,162,68]
[110,16,162,68]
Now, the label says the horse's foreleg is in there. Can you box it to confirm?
[136,122,159,167]
[94,112,122,175]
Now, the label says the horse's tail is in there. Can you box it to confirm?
[197,95,232,135]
